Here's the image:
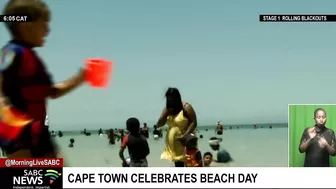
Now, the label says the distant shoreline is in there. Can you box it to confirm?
[50,123,288,134]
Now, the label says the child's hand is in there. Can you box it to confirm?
[122,160,128,167]
[77,68,86,83]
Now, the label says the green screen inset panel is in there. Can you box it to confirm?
[289,104,336,167]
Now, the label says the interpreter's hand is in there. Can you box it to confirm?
[308,128,317,139]
[318,137,328,148]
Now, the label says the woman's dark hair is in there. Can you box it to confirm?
[70,138,75,143]
[165,87,183,115]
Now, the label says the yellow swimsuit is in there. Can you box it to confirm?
[161,110,189,162]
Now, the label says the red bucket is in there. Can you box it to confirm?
[85,58,113,88]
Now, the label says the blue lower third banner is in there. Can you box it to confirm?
[0,167,63,189]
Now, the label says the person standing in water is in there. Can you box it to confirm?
[209,137,232,163]
[119,118,150,167]
[157,87,197,167]
[215,121,223,135]
[184,134,202,167]
[299,108,336,167]
[0,0,85,158]
[108,129,115,145]
[153,125,161,140]
[141,123,149,138]
[98,128,103,135]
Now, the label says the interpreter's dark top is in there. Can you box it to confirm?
[300,127,336,167]
[121,134,150,161]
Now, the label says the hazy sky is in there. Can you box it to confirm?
[1,0,336,130]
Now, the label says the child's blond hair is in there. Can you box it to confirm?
[3,0,50,36]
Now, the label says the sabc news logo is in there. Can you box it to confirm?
[13,169,62,185]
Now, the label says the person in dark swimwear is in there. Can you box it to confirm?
[153,125,161,140]
[119,117,150,167]
[50,131,56,137]
[141,123,149,138]
[108,129,115,145]
[0,0,85,158]
[98,128,103,135]
[68,138,74,148]
[216,121,223,135]
[298,108,336,167]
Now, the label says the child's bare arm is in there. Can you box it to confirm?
[49,69,85,99]
[119,148,126,162]
[119,136,129,163]
[144,139,150,156]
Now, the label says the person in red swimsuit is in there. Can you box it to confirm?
[184,133,202,167]
[0,0,85,158]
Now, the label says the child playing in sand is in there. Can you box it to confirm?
[203,152,213,167]
[184,133,202,167]
[119,118,150,167]
[209,137,232,163]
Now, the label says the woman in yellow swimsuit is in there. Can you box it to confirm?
[157,88,197,167]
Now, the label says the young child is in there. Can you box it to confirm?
[203,152,213,167]
[0,0,85,158]
[119,118,150,167]
[184,133,202,167]
[209,137,232,163]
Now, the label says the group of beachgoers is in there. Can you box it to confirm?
[214,122,273,134]
[0,0,236,166]
[42,106,272,167]
[44,87,233,167]
[106,123,164,145]
[113,87,233,167]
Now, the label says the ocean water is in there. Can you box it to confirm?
[55,124,288,167]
